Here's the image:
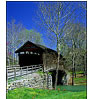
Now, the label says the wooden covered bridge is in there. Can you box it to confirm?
[7,41,68,86]
[15,41,65,70]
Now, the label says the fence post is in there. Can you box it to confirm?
[32,65,33,73]
[7,68,8,80]
[14,67,16,79]
[39,64,40,70]
[34,65,36,72]
[7,69,8,92]
[20,67,22,76]
[42,64,44,72]
[26,66,28,75]
[47,72,49,89]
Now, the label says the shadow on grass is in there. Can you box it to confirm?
[57,85,86,92]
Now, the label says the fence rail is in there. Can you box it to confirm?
[7,64,43,79]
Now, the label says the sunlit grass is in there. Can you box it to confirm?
[7,86,86,99]
[74,76,86,85]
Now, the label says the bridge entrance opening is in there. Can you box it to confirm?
[19,53,43,67]
[49,70,66,87]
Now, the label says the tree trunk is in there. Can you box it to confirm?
[72,52,75,85]
[72,67,74,85]
[55,51,60,89]
[72,41,75,85]
[74,64,76,78]
[84,53,87,76]
[55,38,60,90]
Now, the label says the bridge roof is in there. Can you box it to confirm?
[15,41,57,54]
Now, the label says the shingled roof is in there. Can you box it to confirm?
[15,41,57,54]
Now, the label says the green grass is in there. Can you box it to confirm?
[7,86,86,99]
[74,76,86,85]
[57,85,86,92]
[69,71,84,75]
[69,71,87,85]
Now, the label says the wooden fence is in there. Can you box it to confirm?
[7,64,43,79]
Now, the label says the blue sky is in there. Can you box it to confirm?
[7,1,52,49]
[7,2,38,30]
[6,1,87,50]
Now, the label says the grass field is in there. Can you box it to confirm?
[7,85,86,99]
[74,77,86,85]
[69,71,87,85]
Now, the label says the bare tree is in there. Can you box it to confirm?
[7,19,25,65]
[63,22,86,85]
[79,1,87,10]
[7,19,43,66]
[36,1,81,89]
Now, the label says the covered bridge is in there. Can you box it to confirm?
[15,41,69,86]
[15,41,65,71]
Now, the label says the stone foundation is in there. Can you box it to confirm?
[7,72,52,91]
